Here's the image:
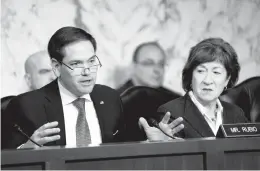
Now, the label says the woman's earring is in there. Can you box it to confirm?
[224,86,227,91]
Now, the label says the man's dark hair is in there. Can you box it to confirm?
[132,42,166,63]
[48,26,97,62]
[182,37,240,92]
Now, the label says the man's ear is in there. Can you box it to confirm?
[51,58,61,77]
[24,73,32,89]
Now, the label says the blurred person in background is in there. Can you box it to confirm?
[1,51,56,142]
[117,42,175,95]
[24,51,56,91]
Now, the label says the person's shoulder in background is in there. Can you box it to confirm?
[158,87,181,99]
[116,80,134,95]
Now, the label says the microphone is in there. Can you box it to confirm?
[148,118,180,140]
[13,124,43,147]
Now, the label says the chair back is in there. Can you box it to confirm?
[221,77,260,122]
[121,86,181,141]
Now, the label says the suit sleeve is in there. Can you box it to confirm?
[113,95,127,142]
[2,97,34,149]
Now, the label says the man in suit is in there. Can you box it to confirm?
[117,42,176,95]
[24,50,56,91]
[4,27,183,149]
[4,26,126,149]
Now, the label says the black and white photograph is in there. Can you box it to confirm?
[1,0,260,170]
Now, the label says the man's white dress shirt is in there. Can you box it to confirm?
[58,80,102,146]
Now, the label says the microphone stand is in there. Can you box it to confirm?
[14,124,43,147]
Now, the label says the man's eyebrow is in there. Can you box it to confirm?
[39,69,52,73]
[68,60,83,63]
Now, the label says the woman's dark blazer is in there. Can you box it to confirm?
[157,94,248,138]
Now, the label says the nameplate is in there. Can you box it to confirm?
[216,123,260,138]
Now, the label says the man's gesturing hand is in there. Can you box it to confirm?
[139,112,184,141]
[20,121,60,148]
[159,112,184,137]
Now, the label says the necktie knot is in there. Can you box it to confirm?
[73,98,85,111]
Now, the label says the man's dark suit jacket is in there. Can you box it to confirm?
[157,94,248,138]
[3,80,125,149]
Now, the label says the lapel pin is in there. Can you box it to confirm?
[100,101,104,104]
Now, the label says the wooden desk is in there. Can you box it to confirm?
[2,137,260,170]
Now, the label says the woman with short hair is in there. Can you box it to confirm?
[161,38,248,138]
[144,38,249,139]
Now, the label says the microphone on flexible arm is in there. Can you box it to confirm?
[13,124,43,147]
[148,118,181,140]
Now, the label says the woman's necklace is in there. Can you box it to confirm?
[210,105,218,123]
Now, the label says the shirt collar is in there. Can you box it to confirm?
[58,79,92,105]
[188,91,223,116]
